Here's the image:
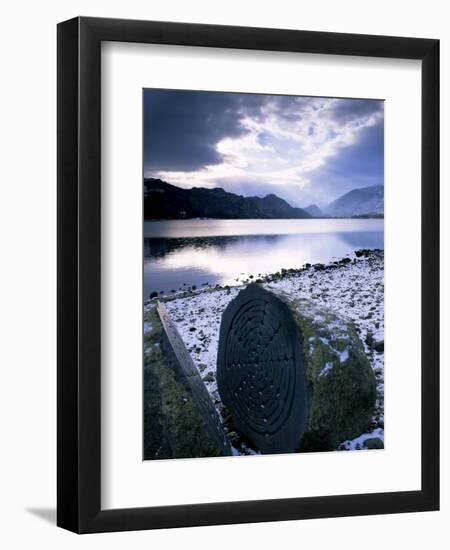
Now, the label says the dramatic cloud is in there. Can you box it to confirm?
[143,90,267,171]
[143,89,384,206]
[304,120,384,205]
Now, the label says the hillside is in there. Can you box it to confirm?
[325,185,384,217]
[304,204,324,217]
[144,179,312,220]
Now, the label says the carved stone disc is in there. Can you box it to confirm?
[217,284,308,454]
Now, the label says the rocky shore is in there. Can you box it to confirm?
[144,248,384,454]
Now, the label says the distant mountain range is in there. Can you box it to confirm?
[144,179,311,220]
[304,204,324,217]
[144,178,384,220]
[323,185,384,217]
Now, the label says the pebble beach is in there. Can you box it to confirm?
[144,248,385,454]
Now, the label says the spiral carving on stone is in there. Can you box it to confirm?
[217,284,308,454]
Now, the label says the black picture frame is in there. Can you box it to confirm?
[57,16,439,533]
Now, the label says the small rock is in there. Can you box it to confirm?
[202,372,215,383]
[373,340,384,352]
[365,332,374,348]
[363,437,384,449]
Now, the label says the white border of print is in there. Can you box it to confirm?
[101,41,421,510]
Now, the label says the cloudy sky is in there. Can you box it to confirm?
[143,89,384,207]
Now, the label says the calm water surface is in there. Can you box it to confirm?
[144,219,384,297]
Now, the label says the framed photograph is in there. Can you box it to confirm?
[57,17,439,533]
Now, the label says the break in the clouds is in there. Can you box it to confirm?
[143,90,384,207]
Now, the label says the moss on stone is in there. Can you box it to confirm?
[267,290,376,451]
[143,306,223,460]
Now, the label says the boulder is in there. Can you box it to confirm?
[217,284,376,453]
[143,307,225,460]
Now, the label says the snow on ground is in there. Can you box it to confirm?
[163,286,242,422]
[149,249,384,453]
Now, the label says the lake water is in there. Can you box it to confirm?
[144,219,384,297]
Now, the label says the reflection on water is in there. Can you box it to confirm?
[144,219,384,296]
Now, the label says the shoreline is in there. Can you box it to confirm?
[144,248,384,454]
[144,215,384,221]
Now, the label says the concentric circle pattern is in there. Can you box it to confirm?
[217,285,307,454]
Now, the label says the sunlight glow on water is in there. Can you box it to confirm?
[143,219,384,296]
